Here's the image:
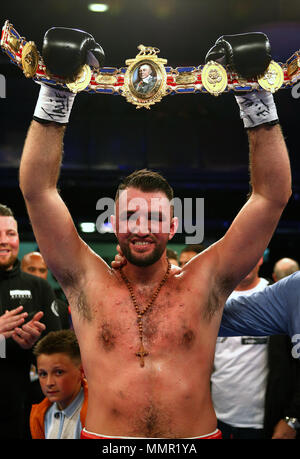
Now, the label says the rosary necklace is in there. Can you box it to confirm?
[119,259,171,367]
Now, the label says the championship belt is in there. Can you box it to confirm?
[1,20,300,109]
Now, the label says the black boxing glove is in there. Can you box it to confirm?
[42,27,105,80]
[205,32,271,79]
[33,27,105,125]
[205,32,278,129]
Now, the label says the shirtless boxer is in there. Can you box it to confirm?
[18,30,291,438]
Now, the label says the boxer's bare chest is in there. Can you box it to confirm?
[73,271,220,358]
[98,286,197,354]
[72,271,221,437]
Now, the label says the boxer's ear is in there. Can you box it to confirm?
[168,216,179,241]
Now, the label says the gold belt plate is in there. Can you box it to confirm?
[202,61,228,96]
[258,60,284,93]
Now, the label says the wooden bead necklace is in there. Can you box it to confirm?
[119,259,171,367]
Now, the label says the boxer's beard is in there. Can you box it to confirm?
[119,241,165,267]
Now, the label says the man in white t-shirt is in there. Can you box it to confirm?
[211,256,269,438]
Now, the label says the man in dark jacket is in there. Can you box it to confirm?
[0,203,61,439]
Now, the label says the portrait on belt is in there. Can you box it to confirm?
[133,62,157,95]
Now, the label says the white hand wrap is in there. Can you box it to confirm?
[33,84,76,124]
[235,91,278,128]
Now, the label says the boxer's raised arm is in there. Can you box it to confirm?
[20,120,95,288]
[188,34,292,298]
[19,28,105,290]
[214,119,291,294]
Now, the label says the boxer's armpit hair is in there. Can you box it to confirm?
[68,288,92,322]
[204,275,233,320]
[76,290,92,322]
[59,271,93,322]
[204,288,220,320]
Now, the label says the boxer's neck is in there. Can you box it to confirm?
[122,256,169,286]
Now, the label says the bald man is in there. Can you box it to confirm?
[21,252,48,280]
[273,258,300,282]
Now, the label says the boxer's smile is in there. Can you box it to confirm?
[130,237,155,251]
[125,234,163,266]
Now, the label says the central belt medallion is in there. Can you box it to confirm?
[123,45,168,109]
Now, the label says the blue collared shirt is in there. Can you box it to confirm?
[44,387,84,439]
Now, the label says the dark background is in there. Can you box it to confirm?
[0,0,300,277]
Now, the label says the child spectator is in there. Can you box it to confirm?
[30,330,88,439]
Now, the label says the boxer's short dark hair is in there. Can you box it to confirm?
[115,169,174,202]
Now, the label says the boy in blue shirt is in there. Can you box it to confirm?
[30,330,88,439]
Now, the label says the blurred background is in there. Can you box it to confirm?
[0,0,300,285]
